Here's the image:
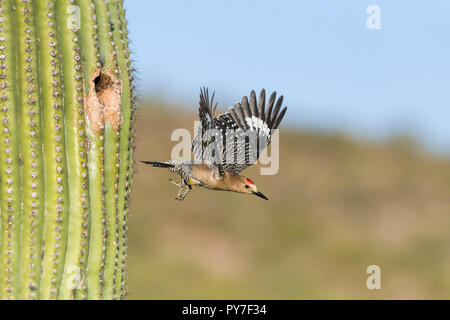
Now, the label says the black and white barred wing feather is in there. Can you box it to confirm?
[221,89,287,174]
[192,88,287,175]
[191,87,217,162]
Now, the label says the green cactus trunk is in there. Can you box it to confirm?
[0,0,134,300]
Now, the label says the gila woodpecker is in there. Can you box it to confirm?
[141,87,287,201]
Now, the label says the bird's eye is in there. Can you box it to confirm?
[245,185,250,189]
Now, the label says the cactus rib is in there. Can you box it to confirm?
[0,0,21,300]
[0,0,133,300]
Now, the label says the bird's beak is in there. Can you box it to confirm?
[252,191,268,200]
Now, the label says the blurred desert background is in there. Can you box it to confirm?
[126,101,450,299]
[123,1,450,299]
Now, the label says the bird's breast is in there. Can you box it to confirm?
[189,164,222,188]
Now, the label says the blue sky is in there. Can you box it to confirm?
[124,1,450,154]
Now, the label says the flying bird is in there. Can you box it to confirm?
[141,87,287,200]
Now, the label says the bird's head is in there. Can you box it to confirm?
[236,177,268,200]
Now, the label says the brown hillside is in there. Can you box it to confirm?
[127,101,450,299]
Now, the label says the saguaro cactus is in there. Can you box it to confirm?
[0,0,134,299]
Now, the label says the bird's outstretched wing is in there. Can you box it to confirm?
[191,87,220,169]
[192,88,287,175]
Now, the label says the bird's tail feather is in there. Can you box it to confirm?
[140,160,174,168]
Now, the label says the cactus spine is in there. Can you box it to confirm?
[0,0,134,300]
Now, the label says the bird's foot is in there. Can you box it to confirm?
[174,185,190,201]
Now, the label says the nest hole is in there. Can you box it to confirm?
[86,70,122,132]
[94,71,117,108]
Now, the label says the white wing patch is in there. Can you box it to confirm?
[245,117,253,130]
[245,116,271,137]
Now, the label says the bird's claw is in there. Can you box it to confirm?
[174,185,190,201]
[170,178,190,200]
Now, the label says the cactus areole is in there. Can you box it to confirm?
[0,0,134,299]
